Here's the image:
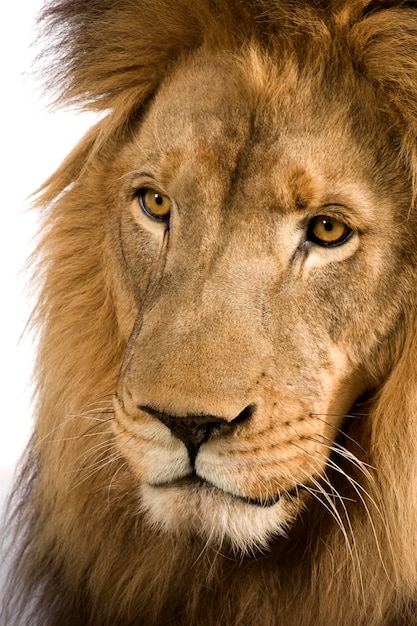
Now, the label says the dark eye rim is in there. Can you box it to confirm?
[135,187,171,223]
[306,215,354,248]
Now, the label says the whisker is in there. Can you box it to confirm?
[107,460,130,507]
[299,461,367,599]
[325,457,392,582]
[292,430,392,583]
[71,446,123,491]
[43,421,114,445]
[306,434,373,479]
[35,399,115,448]
[301,470,350,540]
[286,427,387,572]
[310,412,368,419]
[310,414,366,453]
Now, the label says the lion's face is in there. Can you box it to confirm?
[111,51,412,550]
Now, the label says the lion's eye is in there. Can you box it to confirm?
[307,215,353,247]
[136,188,171,222]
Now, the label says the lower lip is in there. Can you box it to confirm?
[150,475,287,508]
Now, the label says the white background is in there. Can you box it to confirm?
[1,3,96,508]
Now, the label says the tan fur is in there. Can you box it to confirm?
[3,1,417,624]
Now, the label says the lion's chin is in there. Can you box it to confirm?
[139,478,304,553]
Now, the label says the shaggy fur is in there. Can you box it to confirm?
[3,0,417,624]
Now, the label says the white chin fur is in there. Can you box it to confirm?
[139,481,302,553]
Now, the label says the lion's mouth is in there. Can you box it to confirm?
[149,474,287,508]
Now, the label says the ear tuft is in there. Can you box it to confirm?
[349,2,417,183]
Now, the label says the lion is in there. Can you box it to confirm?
[3,0,417,624]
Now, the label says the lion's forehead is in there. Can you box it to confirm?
[133,51,401,232]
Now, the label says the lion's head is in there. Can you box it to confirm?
[112,45,414,552]
[4,1,417,625]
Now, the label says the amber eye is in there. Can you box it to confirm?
[136,188,171,222]
[307,215,353,247]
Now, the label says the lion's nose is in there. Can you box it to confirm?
[138,404,254,463]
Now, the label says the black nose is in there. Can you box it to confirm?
[138,404,254,463]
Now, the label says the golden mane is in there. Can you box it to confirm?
[3,1,417,624]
